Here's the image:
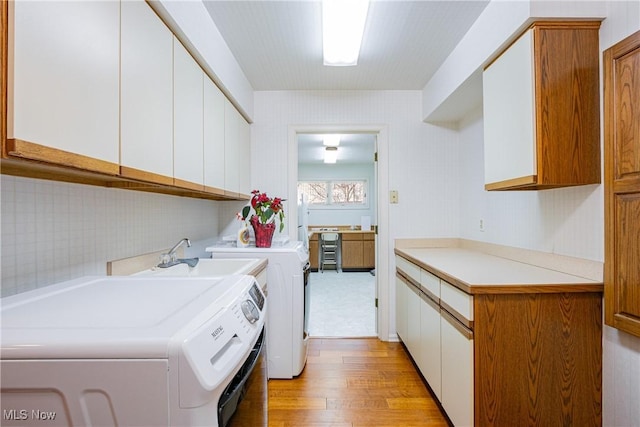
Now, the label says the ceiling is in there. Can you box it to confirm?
[298,133,376,165]
[202,0,490,91]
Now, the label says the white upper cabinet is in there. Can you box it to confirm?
[224,100,251,196]
[8,0,119,172]
[238,114,251,196]
[120,0,174,184]
[173,38,204,190]
[203,77,226,194]
[483,30,536,186]
[482,22,601,191]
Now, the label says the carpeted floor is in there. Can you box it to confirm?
[307,271,376,337]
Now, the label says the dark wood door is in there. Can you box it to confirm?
[604,29,640,337]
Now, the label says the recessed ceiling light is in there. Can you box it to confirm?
[322,0,370,66]
[323,135,341,147]
[324,146,338,163]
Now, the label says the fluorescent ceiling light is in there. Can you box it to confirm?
[324,146,338,163]
[323,135,341,147]
[322,0,369,66]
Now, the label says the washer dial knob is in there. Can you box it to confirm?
[241,299,260,324]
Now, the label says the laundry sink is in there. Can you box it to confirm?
[135,258,264,277]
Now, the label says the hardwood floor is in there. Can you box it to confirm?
[268,338,450,427]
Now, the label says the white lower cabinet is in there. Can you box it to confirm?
[441,312,474,427]
[395,274,408,342]
[396,255,473,426]
[418,292,441,401]
[406,282,422,359]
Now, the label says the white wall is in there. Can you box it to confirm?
[251,90,460,339]
[0,175,221,297]
[298,163,376,226]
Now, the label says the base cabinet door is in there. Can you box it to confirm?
[419,293,441,401]
[441,311,474,427]
[395,275,408,342]
[406,283,422,359]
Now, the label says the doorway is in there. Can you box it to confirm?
[296,132,377,338]
[287,124,390,341]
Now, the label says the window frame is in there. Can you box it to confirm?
[298,179,369,210]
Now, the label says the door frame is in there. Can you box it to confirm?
[287,124,390,341]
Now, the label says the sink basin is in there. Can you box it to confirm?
[135,258,264,277]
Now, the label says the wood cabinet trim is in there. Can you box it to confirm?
[6,139,120,176]
[397,269,441,307]
[174,177,204,192]
[120,165,173,187]
[1,0,6,157]
[441,308,473,340]
[484,175,537,191]
[441,300,473,331]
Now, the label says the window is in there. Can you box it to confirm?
[298,180,367,208]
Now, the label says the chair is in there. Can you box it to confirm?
[319,233,339,273]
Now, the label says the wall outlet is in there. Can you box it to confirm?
[479,219,485,232]
[390,190,399,204]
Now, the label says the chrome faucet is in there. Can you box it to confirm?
[157,238,199,268]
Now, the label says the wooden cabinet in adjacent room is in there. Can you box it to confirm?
[604,29,640,338]
[483,21,601,190]
[309,234,319,272]
[341,232,375,271]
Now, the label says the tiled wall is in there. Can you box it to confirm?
[1,175,221,296]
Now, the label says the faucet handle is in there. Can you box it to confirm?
[159,253,172,265]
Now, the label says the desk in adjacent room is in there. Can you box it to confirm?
[308,228,375,272]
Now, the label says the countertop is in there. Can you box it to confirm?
[395,247,603,295]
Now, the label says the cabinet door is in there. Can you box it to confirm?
[238,116,251,196]
[395,274,408,342]
[483,29,536,186]
[203,76,226,194]
[173,38,203,190]
[419,293,441,402]
[342,233,364,269]
[604,30,640,337]
[8,0,119,173]
[363,234,375,269]
[441,310,474,427]
[406,283,421,360]
[224,99,241,195]
[121,0,173,185]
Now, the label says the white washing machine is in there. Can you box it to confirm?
[0,274,267,427]
[207,240,309,379]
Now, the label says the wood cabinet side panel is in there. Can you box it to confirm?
[534,24,601,186]
[474,293,602,427]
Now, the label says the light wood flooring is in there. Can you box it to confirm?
[268,338,450,427]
